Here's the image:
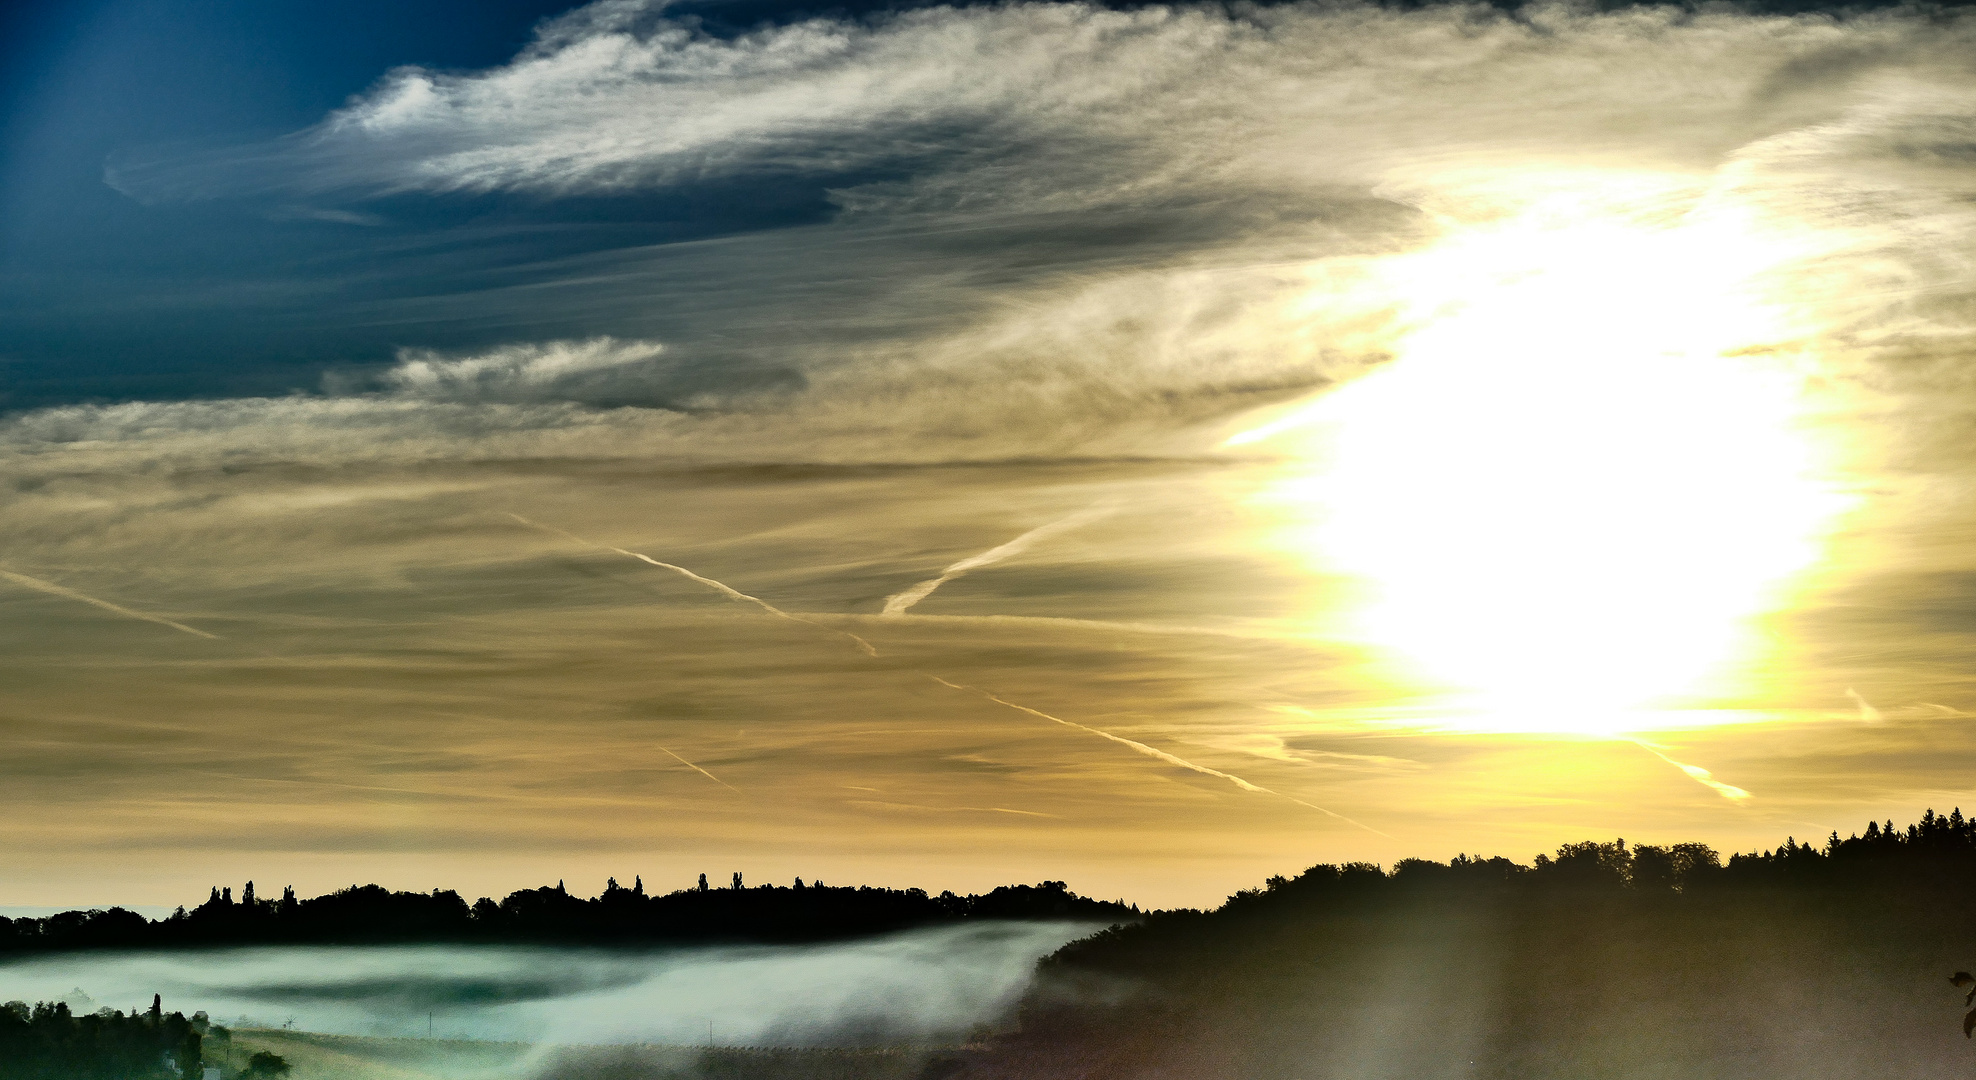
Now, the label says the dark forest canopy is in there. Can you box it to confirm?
[11,811,1976,958]
[0,998,203,1080]
[943,809,1976,1080]
[0,877,1135,953]
[1039,807,1976,978]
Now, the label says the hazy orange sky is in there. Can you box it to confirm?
[3,0,1975,909]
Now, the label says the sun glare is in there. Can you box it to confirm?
[1240,173,1853,734]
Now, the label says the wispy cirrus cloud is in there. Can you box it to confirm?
[10,0,1976,910]
[107,1,1975,215]
[84,0,1976,473]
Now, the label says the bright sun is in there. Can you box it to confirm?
[1235,172,1854,734]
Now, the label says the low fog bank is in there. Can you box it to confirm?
[220,1031,954,1080]
[954,819,1976,1080]
[528,1044,942,1080]
[0,920,1103,1048]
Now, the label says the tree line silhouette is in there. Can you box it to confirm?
[0,877,1134,953]
[0,996,203,1080]
[17,813,1976,1079]
[943,810,1976,1080]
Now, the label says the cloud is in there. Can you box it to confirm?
[68,0,1976,473]
[105,1,1973,215]
[1846,687,1885,723]
[503,504,1383,833]
[655,744,741,792]
[384,338,666,402]
[1636,742,1754,803]
[380,337,802,409]
[929,676,1390,836]
[0,567,218,640]
[883,507,1112,616]
[11,0,1976,907]
[509,513,881,656]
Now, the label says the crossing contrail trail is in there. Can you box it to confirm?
[0,567,218,639]
[883,507,1112,616]
[507,514,877,656]
[511,512,1382,833]
[1844,687,1883,723]
[656,744,740,792]
[929,676,1390,837]
[1634,741,1751,802]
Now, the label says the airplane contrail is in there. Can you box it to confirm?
[929,676,1391,837]
[511,512,1382,833]
[507,514,878,657]
[848,799,1056,818]
[0,567,218,640]
[656,744,740,792]
[1634,741,1751,802]
[1844,687,1884,723]
[883,507,1112,616]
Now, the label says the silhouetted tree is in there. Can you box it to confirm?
[0,998,201,1080]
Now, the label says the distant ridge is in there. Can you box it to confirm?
[0,878,1135,955]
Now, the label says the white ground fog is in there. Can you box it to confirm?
[0,921,1101,1045]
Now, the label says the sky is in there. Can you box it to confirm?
[2,0,1976,910]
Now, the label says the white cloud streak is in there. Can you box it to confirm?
[882,507,1111,616]
[928,676,1389,837]
[384,338,667,404]
[654,744,740,792]
[1846,687,1884,723]
[1635,742,1753,803]
[508,513,878,656]
[0,567,218,640]
[511,511,1380,833]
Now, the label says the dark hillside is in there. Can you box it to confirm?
[956,814,1976,1080]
